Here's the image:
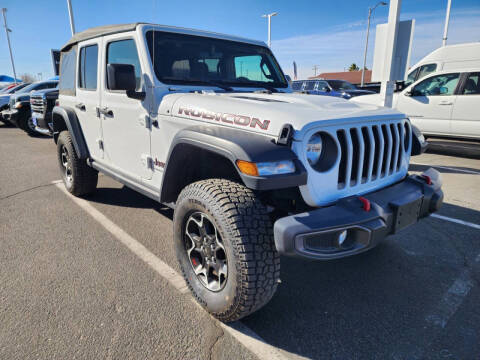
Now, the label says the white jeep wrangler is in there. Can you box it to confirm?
[53,23,443,322]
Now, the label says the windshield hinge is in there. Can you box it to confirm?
[277,124,294,146]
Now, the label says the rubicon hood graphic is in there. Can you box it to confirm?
[165,91,404,137]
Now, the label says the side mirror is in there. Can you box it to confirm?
[404,90,412,97]
[324,87,330,92]
[106,63,145,100]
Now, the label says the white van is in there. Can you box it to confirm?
[405,42,480,87]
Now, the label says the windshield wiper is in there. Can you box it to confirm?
[205,81,234,92]
[249,83,280,93]
[162,77,234,92]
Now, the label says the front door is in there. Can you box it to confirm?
[396,72,460,136]
[100,36,152,181]
[451,72,480,138]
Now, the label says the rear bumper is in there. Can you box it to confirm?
[273,168,443,260]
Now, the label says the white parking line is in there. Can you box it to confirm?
[54,182,290,360]
[432,165,480,175]
[425,269,475,328]
[430,213,480,230]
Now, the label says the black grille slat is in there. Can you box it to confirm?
[349,128,360,186]
[361,127,370,183]
[337,130,347,188]
[390,124,398,174]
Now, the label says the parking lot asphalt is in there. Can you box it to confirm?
[1,124,479,360]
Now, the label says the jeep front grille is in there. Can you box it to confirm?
[336,120,411,189]
[295,118,412,207]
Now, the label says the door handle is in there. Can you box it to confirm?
[99,107,114,117]
[75,103,86,111]
[439,101,453,105]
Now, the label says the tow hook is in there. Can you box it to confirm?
[358,196,371,212]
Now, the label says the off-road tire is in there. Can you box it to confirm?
[173,178,280,322]
[57,130,98,196]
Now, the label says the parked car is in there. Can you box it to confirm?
[351,69,480,140]
[0,83,30,125]
[292,79,374,99]
[2,80,58,135]
[404,42,480,88]
[30,87,59,135]
[52,23,443,322]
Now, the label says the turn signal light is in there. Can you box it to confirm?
[236,160,259,176]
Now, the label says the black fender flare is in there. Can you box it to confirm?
[411,124,428,156]
[160,125,307,203]
[52,106,90,159]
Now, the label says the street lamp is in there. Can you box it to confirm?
[2,8,18,85]
[261,12,278,48]
[361,1,387,87]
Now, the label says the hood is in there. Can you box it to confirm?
[161,91,404,139]
[11,93,31,102]
[350,92,400,107]
[31,88,59,99]
[0,94,10,106]
[343,89,375,95]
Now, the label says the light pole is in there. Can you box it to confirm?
[361,1,387,87]
[66,0,76,35]
[261,12,277,48]
[442,0,452,46]
[2,8,18,85]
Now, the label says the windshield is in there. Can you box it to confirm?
[146,31,288,89]
[328,80,356,91]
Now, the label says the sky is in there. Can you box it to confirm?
[1,0,479,81]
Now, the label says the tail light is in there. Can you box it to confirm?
[55,100,60,106]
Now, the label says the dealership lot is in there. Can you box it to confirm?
[1,125,479,359]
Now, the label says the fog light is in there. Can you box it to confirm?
[337,230,347,246]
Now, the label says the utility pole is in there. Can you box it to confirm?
[66,0,76,35]
[442,0,452,46]
[261,12,277,48]
[2,8,18,85]
[361,2,387,87]
[312,65,320,77]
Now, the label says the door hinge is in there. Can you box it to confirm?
[141,154,153,170]
[139,115,151,129]
[97,138,104,150]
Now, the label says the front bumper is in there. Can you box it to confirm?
[273,168,443,260]
[1,109,18,125]
[32,111,53,135]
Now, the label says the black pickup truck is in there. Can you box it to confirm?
[30,87,59,135]
[1,80,58,135]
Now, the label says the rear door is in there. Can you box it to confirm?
[100,34,151,180]
[396,72,460,136]
[451,72,480,138]
[75,39,103,160]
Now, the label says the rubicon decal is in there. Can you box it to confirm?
[178,107,270,130]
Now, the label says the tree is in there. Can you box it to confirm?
[348,63,360,72]
[20,73,36,83]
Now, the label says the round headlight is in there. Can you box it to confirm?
[306,133,323,166]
